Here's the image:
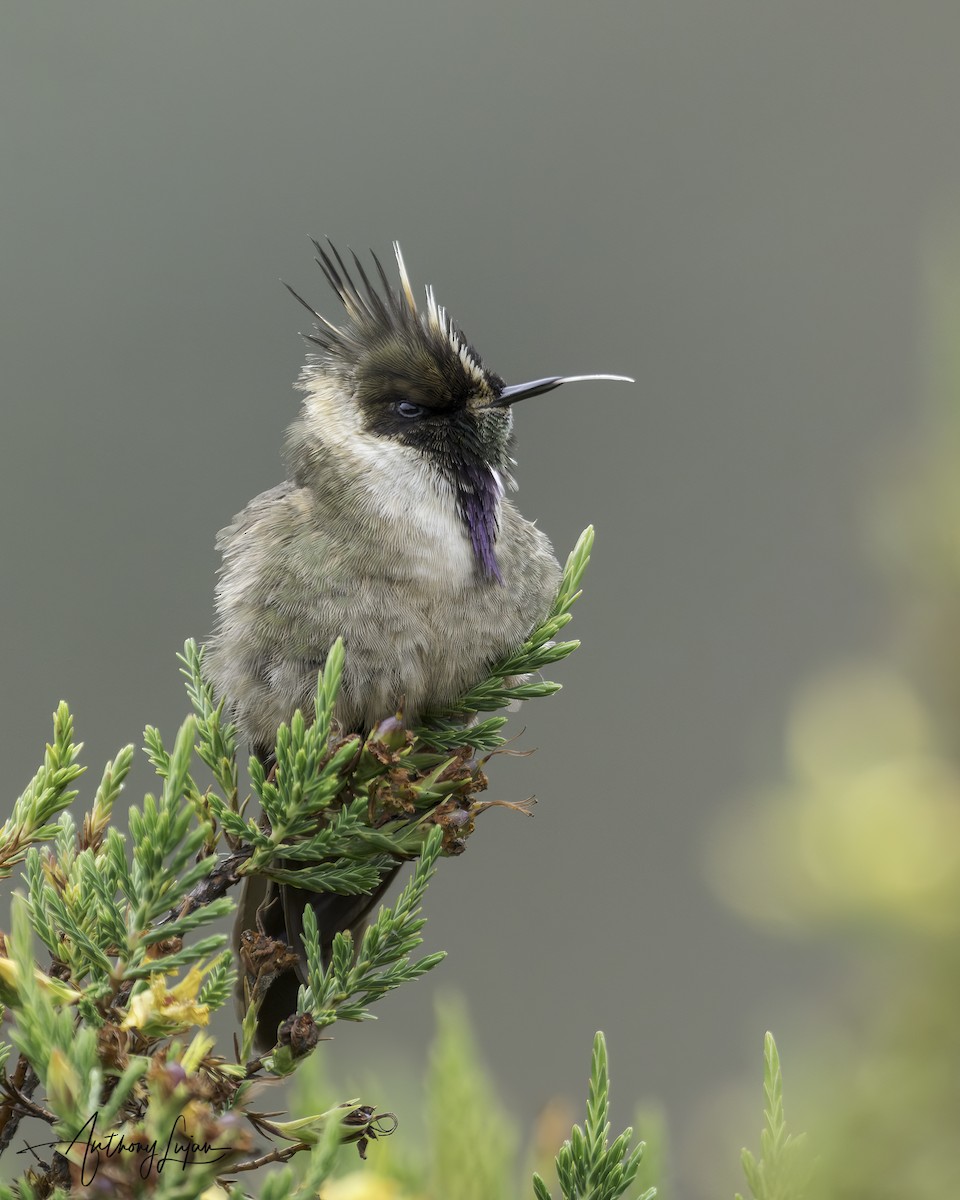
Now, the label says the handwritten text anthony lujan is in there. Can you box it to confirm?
[31,1112,233,1184]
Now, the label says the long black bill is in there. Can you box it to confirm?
[496,374,634,405]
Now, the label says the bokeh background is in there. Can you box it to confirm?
[3,4,960,1196]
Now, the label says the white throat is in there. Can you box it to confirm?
[299,376,484,589]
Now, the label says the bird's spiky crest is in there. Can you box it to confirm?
[393,241,418,316]
[285,240,492,391]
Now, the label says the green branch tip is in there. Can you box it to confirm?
[534,1030,654,1200]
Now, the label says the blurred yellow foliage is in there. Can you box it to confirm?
[706,664,960,933]
[322,1173,417,1200]
[702,236,960,1198]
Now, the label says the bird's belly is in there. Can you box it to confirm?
[217,504,560,745]
[328,582,519,731]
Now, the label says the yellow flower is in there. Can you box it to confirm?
[121,965,211,1034]
[45,1047,86,1118]
[0,957,80,1006]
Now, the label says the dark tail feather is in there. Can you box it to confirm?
[234,865,402,1054]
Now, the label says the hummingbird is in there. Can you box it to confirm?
[204,240,630,1047]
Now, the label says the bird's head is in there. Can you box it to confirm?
[285,241,631,579]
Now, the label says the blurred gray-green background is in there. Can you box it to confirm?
[3,4,959,1196]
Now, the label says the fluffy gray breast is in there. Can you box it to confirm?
[205,481,560,741]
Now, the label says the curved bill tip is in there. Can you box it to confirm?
[497,373,634,405]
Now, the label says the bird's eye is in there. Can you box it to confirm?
[393,400,426,419]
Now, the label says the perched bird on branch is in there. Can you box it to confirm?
[205,240,630,1047]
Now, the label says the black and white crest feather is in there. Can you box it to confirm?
[284,240,502,401]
